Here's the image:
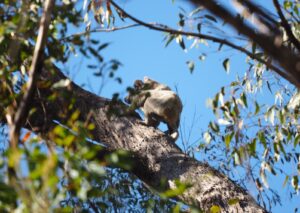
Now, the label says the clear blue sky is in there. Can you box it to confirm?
[63,0,299,212]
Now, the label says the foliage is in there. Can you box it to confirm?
[85,0,299,210]
[0,0,299,212]
[166,0,300,210]
[0,0,179,212]
[203,72,299,208]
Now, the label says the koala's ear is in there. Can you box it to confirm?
[134,80,144,89]
[143,76,151,83]
[126,86,135,93]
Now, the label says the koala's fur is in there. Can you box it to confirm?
[125,77,182,141]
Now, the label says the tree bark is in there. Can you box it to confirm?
[20,65,267,212]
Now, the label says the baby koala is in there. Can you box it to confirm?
[125,77,182,141]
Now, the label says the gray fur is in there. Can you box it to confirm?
[125,77,182,141]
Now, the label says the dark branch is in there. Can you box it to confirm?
[11,64,267,212]
[237,0,279,33]
[8,0,55,148]
[61,23,140,41]
[273,0,300,50]
[189,0,300,88]
[108,0,300,88]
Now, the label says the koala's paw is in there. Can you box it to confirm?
[136,120,148,126]
[164,130,179,142]
[170,131,179,141]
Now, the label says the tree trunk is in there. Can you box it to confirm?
[20,65,267,212]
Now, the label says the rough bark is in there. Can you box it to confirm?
[20,65,267,212]
[8,0,55,148]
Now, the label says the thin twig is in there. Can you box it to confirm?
[188,0,300,88]
[61,23,140,41]
[273,0,300,51]
[9,0,55,148]
[108,0,300,88]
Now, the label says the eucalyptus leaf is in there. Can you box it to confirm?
[223,58,230,73]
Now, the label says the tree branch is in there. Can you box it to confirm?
[108,0,300,88]
[273,0,300,51]
[16,64,267,212]
[61,23,141,41]
[189,0,300,88]
[8,0,55,148]
[236,0,278,32]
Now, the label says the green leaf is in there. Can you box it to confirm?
[260,169,269,188]
[222,58,230,73]
[0,182,17,205]
[241,93,248,108]
[199,54,206,61]
[265,107,275,125]
[186,60,195,73]
[283,175,289,187]
[204,132,212,144]
[87,64,97,69]
[254,101,260,115]
[234,152,240,165]
[278,140,286,155]
[88,47,103,62]
[70,36,84,45]
[248,139,257,156]
[179,13,185,27]
[292,176,299,191]
[197,23,201,32]
[284,1,292,9]
[52,79,71,89]
[218,43,224,51]
[179,37,186,50]
[172,204,181,213]
[64,135,75,146]
[294,5,299,16]
[160,180,191,198]
[294,135,300,148]
[209,122,220,133]
[205,15,217,22]
[288,91,300,109]
[218,118,231,125]
[189,7,202,16]
[97,42,110,51]
[210,205,221,213]
[224,133,234,148]
[165,34,175,47]
[258,132,267,149]
[228,198,239,205]
[266,81,272,93]
[266,162,277,175]
[87,162,105,175]
[230,81,239,87]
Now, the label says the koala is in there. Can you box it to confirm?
[125,77,182,141]
[143,76,171,90]
[133,77,171,91]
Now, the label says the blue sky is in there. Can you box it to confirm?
[63,0,299,212]
[69,0,244,142]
